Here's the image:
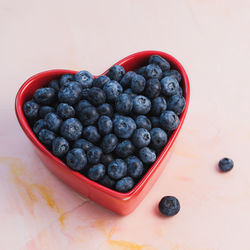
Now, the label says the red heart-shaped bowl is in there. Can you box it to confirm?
[15,51,190,215]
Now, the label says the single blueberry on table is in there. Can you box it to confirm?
[218,158,234,172]
[136,66,146,77]
[93,75,110,88]
[100,134,118,154]
[160,110,179,131]
[167,94,186,115]
[163,69,182,83]
[101,154,114,166]
[161,76,179,96]
[87,146,102,164]
[150,116,160,128]
[132,128,151,148]
[75,70,94,88]
[139,147,156,164]
[144,78,161,99]
[151,96,167,116]
[34,87,56,105]
[82,126,101,143]
[66,148,87,171]
[115,93,133,115]
[150,128,167,150]
[88,164,106,181]
[133,95,151,115]
[38,129,56,147]
[97,115,113,135]
[44,112,62,133]
[39,106,55,118]
[99,175,115,189]
[126,156,144,179]
[56,103,75,120]
[75,100,91,115]
[120,71,137,88]
[107,65,125,82]
[135,115,152,131]
[113,115,136,139]
[97,103,113,118]
[87,87,106,106]
[49,79,60,92]
[52,137,69,157]
[107,159,127,180]
[73,139,93,151]
[103,80,123,102]
[131,74,146,94]
[145,64,162,79]
[60,118,83,141]
[58,81,82,105]
[33,119,47,135]
[149,55,171,72]
[115,140,135,158]
[78,106,99,126]
[115,176,134,193]
[23,100,39,120]
[60,74,75,87]
[124,88,137,99]
[158,196,180,216]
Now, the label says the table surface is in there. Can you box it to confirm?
[1,0,250,249]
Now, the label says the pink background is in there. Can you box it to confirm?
[1,0,250,249]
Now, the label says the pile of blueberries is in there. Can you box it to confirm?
[23,55,186,193]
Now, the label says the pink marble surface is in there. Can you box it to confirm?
[1,0,250,249]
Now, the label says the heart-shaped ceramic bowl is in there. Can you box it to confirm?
[15,51,190,215]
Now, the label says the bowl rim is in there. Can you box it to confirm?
[15,50,190,200]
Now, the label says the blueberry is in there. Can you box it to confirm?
[158,196,180,216]
[124,88,137,99]
[149,55,171,72]
[115,140,135,158]
[93,75,110,88]
[132,128,151,148]
[167,94,186,115]
[33,87,56,105]
[99,175,115,189]
[103,80,123,102]
[75,70,94,88]
[49,79,60,91]
[218,158,234,172]
[87,87,106,106]
[66,148,87,171]
[23,100,39,120]
[145,64,162,79]
[87,146,102,164]
[139,147,156,164]
[82,126,101,143]
[131,74,146,94]
[115,94,133,115]
[161,76,179,96]
[113,116,136,139]
[38,129,56,147]
[163,69,182,82]
[150,116,160,128]
[88,164,106,181]
[101,154,114,166]
[144,78,161,99]
[58,81,82,105]
[97,103,113,117]
[75,100,91,115]
[120,71,137,88]
[39,106,55,118]
[56,103,75,120]
[98,115,113,135]
[52,137,69,157]
[126,156,144,179]
[60,74,75,87]
[135,115,152,130]
[33,119,47,135]
[160,111,179,131]
[81,88,90,99]
[136,66,146,77]
[78,106,99,126]
[107,65,125,82]
[133,95,151,115]
[177,86,183,96]
[151,96,167,116]
[60,118,83,141]
[73,139,93,151]
[101,134,118,154]
[115,176,134,193]
[107,159,127,180]
[44,113,62,133]
[150,128,167,150]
